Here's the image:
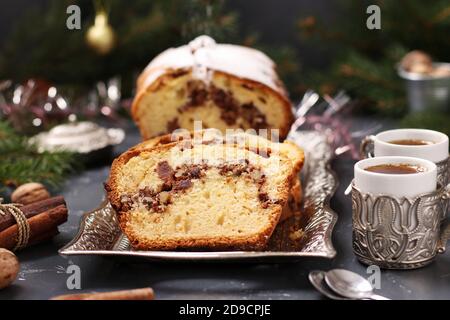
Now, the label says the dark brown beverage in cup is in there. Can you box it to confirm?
[364,163,426,174]
[388,139,434,146]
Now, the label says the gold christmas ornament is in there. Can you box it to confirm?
[86,10,115,55]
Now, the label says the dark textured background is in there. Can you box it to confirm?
[0,0,340,70]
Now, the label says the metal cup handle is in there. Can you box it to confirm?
[345,135,375,195]
[359,135,375,159]
[437,184,450,254]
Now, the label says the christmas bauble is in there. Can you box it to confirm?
[86,11,115,55]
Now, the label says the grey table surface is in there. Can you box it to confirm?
[1,120,449,300]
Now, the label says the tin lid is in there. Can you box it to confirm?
[398,62,450,81]
[30,121,125,153]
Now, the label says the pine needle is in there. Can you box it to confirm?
[0,120,76,189]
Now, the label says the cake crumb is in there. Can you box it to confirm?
[289,228,304,241]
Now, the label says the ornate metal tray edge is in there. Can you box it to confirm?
[59,131,338,261]
[313,167,338,259]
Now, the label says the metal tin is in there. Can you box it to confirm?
[30,121,125,164]
[59,131,339,262]
[352,183,450,269]
[437,157,449,220]
[398,63,450,113]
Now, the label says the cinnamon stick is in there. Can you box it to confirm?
[0,205,67,250]
[0,196,66,232]
[28,227,59,246]
[51,288,154,300]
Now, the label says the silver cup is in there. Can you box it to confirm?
[360,132,449,221]
[352,183,450,269]
[398,63,450,113]
[361,136,449,187]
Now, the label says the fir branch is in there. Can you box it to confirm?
[401,112,450,137]
[432,6,450,24]
[297,0,449,117]
[0,120,76,189]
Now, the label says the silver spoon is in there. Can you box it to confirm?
[325,269,390,300]
[308,271,350,300]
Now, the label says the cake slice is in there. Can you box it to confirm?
[131,129,304,222]
[132,129,304,172]
[106,138,298,250]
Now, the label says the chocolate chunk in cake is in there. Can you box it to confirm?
[166,118,180,132]
[211,87,240,125]
[173,179,192,191]
[125,162,209,212]
[156,161,175,186]
[241,102,268,129]
[183,81,209,109]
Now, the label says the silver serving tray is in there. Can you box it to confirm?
[59,131,338,262]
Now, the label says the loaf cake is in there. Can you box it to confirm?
[132,35,294,140]
[106,131,303,250]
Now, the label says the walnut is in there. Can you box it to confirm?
[400,50,433,74]
[11,182,50,205]
[0,249,19,289]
